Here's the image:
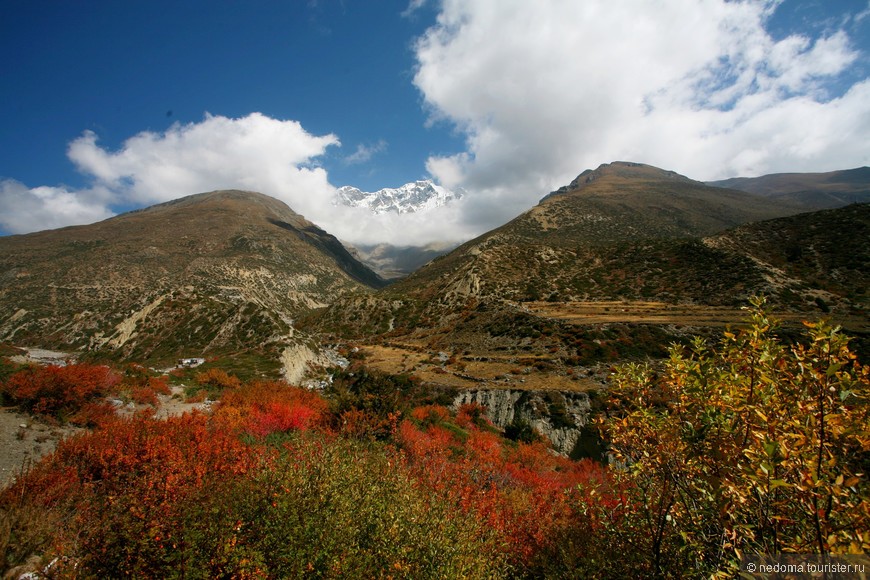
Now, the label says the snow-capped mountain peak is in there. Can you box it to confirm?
[335,180,463,214]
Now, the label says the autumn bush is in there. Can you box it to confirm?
[5,302,865,578]
[395,414,609,573]
[194,367,241,392]
[120,363,171,408]
[409,404,451,427]
[591,299,870,577]
[1,412,511,577]
[1,363,119,423]
[325,368,423,439]
[217,380,329,438]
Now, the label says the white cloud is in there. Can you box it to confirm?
[66,112,340,217]
[327,198,482,247]
[0,180,114,235]
[402,0,430,18]
[413,0,870,233]
[2,113,346,236]
[0,111,484,245]
[344,139,388,165]
[0,112,479,246]
[5,3,868,249]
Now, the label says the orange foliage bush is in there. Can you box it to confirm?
[337,408,400,440]
[246,402,320,437]
[2,364,119,421]
[69,400,118,428]
[2,366,618,577]
[409,404,451,426]
[195,368,241,391]
[455,402,491,429]
[395,415,608,571]
[130,385,159,406]
[217,380,328,438]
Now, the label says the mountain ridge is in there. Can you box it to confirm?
[0,189,384,372]
[335,180,463,214]
[707,166,870,209]
[313,163,867,360]
[2,165,867,380]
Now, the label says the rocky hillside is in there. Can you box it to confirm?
[0,190,384,370]
[708,202,869,310]
[380,162,808,307]
[311,164,867,370]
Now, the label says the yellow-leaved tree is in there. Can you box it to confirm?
[595,298,869,577]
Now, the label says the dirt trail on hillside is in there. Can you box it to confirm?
[1,387,207,488]
[0,409,80,487]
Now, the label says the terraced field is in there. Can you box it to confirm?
[522,300,869,331]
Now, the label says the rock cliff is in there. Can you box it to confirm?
[453,388,598,457]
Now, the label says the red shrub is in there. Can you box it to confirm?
[337,408,399,440]
[456,402,491,429]
[217,380,329,438]
[130,386,159,407]
[246,402,320,437]
[397,420,457,461]
[69,400,118,428]
[146,375,171,396]
[195,368,241,391]
[2,364,119,420]
[409,404,451,426]
[5,412,261,513]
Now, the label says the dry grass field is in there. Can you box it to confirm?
[521,300,868,331]
[358,343,602,393]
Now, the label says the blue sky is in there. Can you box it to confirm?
[1,1,455,192]
[2,0,869,244]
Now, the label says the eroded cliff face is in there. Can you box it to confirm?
[453,389,601,457]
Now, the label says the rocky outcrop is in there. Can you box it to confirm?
[453,388,598,457]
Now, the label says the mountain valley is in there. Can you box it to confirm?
[313,164,868,394]
[0,163,865,441]
[2,163,867,389]
[2,162,868,577]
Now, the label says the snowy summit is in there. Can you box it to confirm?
[335,180,463,214]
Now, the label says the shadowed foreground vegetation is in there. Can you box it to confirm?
[1,303,868,578]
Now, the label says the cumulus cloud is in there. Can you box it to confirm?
[2,113,342,235]
[66,112,340,216]
[414,0,870,232]
[5,2,869,249]
[328,198,482,247]
[0,112,478,246]
[0,180,114,234]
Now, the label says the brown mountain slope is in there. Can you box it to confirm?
[708,167,870,209]
[0,190,383,368]
[708,202,869,309]
[312,166,866,365]
[386,161,806,305]
[536,161,798,241]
